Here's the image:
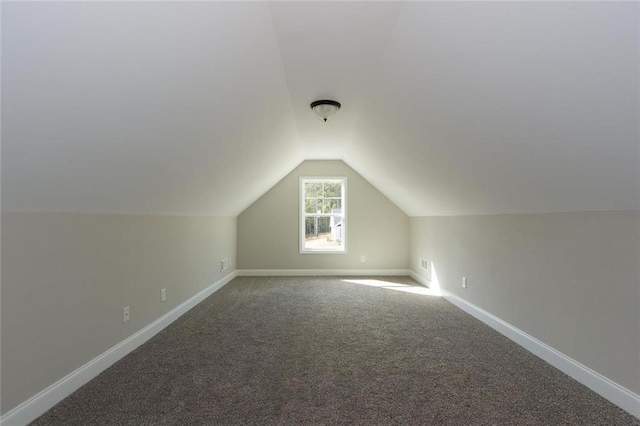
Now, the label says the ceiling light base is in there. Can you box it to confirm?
[310,100,341,122]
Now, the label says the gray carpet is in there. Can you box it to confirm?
[33,276,638,425]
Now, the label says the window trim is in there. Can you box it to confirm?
[299,176,347,254]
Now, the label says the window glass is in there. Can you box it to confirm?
[300,178,346,253]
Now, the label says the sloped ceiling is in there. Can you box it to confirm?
[3,1,638,217]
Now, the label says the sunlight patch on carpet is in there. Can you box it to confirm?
[341,279,441,296]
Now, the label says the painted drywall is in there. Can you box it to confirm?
[237,160,409,270]
[1,212,236,414]
[410,211,640,394]
[5,3,638,218]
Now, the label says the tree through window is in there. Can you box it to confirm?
[300,177,346,253]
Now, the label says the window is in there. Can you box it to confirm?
[300,177,347,253]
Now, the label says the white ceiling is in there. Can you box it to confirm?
[3,1,638,217]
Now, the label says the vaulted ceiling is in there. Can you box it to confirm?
[3,1,638,217]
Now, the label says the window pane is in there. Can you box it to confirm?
[304,215,343,250]
[305,217,316,237]
[301,177,345,253]
[305,198,319,214]
[325,199,341,213]
[304,216,331,238]
[305,182,322,197]
[318,216,330,233]
[321,199,332,214]
[323,183,341,198]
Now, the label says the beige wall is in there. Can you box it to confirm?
[410,211,640,394]
[1,212,236,414]
[238,160,410,270]
[6,187,636,414]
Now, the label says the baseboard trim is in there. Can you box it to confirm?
[0,271,238,426]
[237,269,411,277]
[5,270,637,422]
[409,271,431,288]
[439,287,640,419]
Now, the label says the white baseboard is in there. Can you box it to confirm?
[439,287,640,420]
[5,270,637,423]
[409,271,431,288]
[0,271,238,426]
[236,269,412,277]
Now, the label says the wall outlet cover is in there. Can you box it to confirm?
[420,258,429,269]
[221,257,230,272]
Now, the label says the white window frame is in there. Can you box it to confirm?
[299,177,347,254]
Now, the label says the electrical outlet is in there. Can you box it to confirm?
[462,277,467,289]
[420,258,429,270]
[161,288,166,302]
[123,306,130,322]
[360,255,366,263]
[220,257,230,272]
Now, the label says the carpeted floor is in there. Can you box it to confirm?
[33,276,638,425]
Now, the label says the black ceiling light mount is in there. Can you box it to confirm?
[310,100,341,122]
